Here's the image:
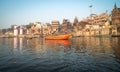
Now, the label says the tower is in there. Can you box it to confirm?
[112,3,120,25]
[73,17,78,26]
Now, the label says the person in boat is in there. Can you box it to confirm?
[50,29,56,34]
[64,31,67,34]
[50,29,58,36]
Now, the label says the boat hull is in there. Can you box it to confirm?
[45,34,71,40]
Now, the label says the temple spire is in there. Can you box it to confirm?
[113,3,119,12]
[114,3,117,9]
[73,16,78,26]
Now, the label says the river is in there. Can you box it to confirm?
[0,37,120,72]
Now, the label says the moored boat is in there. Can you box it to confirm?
[45,34,71,40]
[45,40,71,46]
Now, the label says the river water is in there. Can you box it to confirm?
[0,37,120,72]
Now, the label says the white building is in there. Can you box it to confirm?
[14,25,18,36]
[19,26,23,35]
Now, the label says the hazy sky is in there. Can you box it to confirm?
[0,0,120,29]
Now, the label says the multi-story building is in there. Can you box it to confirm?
[94,13,108,26]
[51,20,60,32]
[112,4,120,25]
[29,22,41,35]
[62,19,68,30]
[61,19,72,30]
[29,22,51,35]
[73,17,78,26]
[81,13,108,26]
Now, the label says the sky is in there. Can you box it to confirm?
[0,0,120,29]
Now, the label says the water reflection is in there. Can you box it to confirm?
[45,40,71,47]
[19,38,23,51]
[11,37,120,59]
[13,37,18,49]
[71,37,114,54]
[112,37,120,59]
[0,37,120,72]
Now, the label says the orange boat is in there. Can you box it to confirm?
[45,34,71,40]
[45,40,71,46]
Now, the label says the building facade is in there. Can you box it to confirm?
[112,4,120,25]
[94,13,108,26]
[62,19,72,30]
[81,13,108,26]
[73,17,78,26]
[51,20,60,32]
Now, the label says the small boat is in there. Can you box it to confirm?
[45,34,71,40]
[45,40,71,46]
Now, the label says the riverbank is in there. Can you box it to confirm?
[1,34,120,39]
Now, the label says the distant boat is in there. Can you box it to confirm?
[45,34,71,40]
